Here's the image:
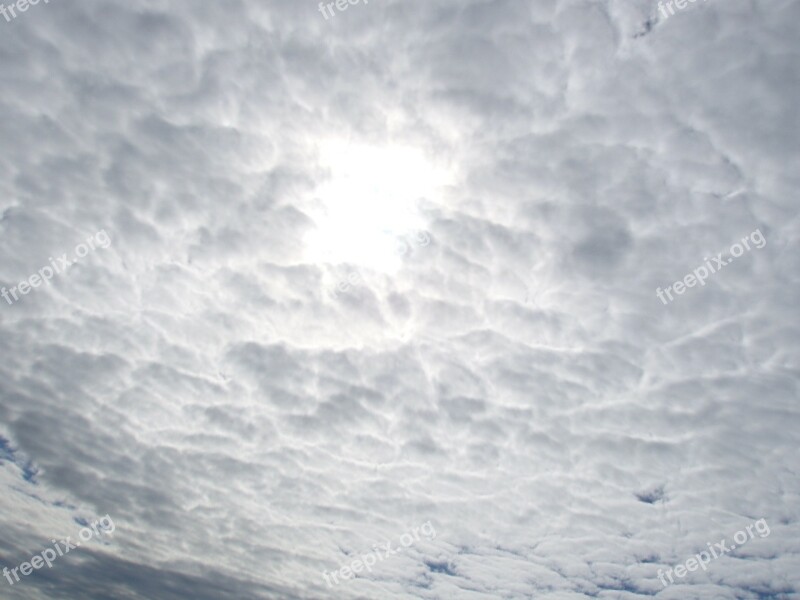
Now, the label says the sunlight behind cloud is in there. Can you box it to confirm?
[305,141,450,273]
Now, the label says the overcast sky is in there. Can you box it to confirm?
[1,0,799,598]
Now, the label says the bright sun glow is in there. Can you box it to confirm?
[305,141,450,273]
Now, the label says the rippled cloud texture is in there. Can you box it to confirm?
[1,0,798,598]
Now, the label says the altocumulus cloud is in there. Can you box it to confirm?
[0,0,798,599]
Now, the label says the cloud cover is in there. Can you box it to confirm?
[0,0,798,598]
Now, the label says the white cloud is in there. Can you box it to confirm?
[0,0,798,598]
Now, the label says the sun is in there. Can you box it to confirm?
[305,140,450,273]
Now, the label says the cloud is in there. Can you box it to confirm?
[0,0,798,598]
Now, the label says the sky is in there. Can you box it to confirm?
[0,0,799,599]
